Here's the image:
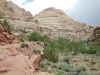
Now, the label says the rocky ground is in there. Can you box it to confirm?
[0,22,52,75]
[40,53,100,75]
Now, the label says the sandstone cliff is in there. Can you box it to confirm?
[0,0,91,41]
[0,0,35,36]
[0,0,33,21]
[33,7,90,41]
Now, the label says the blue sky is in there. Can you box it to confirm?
[23,0,33,5]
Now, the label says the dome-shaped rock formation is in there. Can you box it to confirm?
[33,7,90,41]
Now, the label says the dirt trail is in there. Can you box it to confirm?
[0,23,52,75]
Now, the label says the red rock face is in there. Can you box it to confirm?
[0,42,49,75]
[30,54,42,69]
[0,23,18,45]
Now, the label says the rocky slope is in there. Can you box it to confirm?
[0,23,18,45]
[0,0,35,37]
[0,0,92,41]
[0,42,47,75]
[33,7,91,41]
[0,1,52,74]
[0,22,52,75]
[0,0,33,21]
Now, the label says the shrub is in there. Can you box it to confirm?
[72,66,86,72]
[66,41,86,53]
[28,32,41,41]
[21,42,28,48]
[43,46,59,62]
[56,62,73,71]
[33,50,41,54]
[85,41,100,54]
[28,32,49,42]
[53,70,66,75]
[43,37,100,64]
[3,19,13,32]
[40,59,48,68]
[43,38,86,62]
[44,38,87,54]
[42,35,49,41]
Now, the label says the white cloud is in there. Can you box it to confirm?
[9,0,26,7]
[9,0,78,15]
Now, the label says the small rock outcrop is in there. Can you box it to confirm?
[0,23,18,45]
[89,24,100,41]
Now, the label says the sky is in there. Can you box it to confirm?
[10,0,78,14]
[68,0,100,25]
[9,0,100,25]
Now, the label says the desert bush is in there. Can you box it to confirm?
[43,38,81,62]
[21,42,28,48]
[43,37,100,63]
[43,42,59,62]
[42,35,49,41]
[28,32,49,42]
[40,59,49,68]
[33,50,41,54]
[56,62,73,71]
[85,41,100,54]
[67,41,87,53]
[44,38,88,54]
[3,19,13,32]
[67,41,100,55]
[53,70,66,75]
[28,32,42,41]
[43,38,87,62]
[72,66,86,72]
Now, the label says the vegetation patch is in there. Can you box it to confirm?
[20,31,100,74]
[27,31,49,42]
[21,42,28,48]
[3,19,14,32]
